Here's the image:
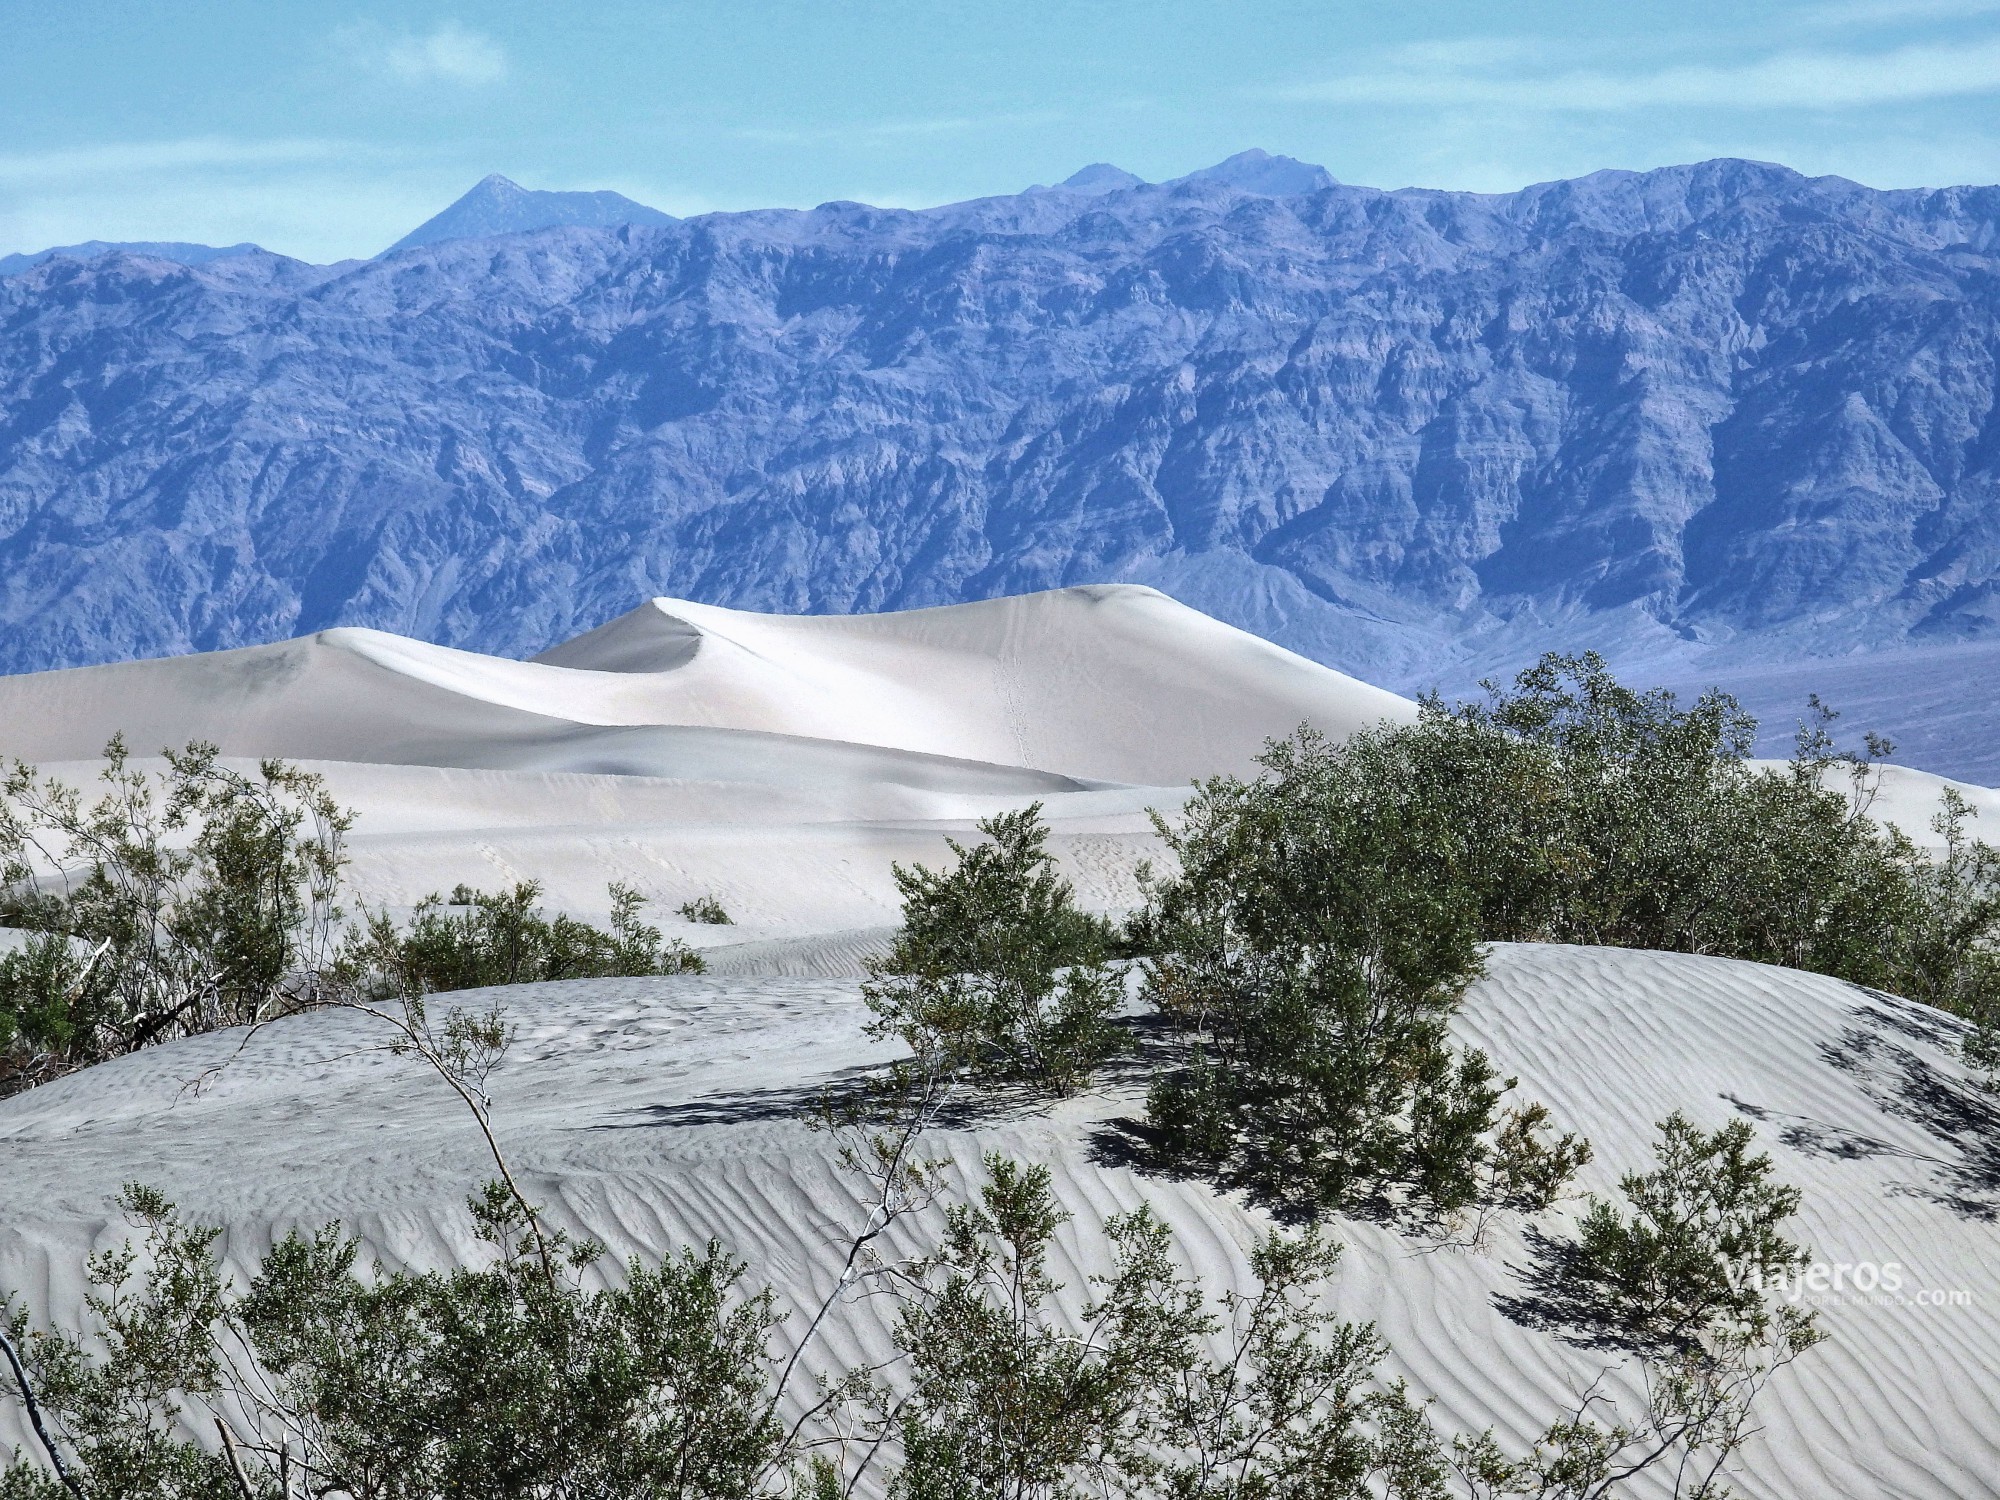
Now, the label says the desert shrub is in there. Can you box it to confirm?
[1895,789,2000,1077]
[1555,1113,1814,1350]
[0,739,349,1095]
[862,1156,1204,1499]
[1468,1114,1825,1499]
[3,1161,1441,1500]
[678,894,734,925]
[864,804,1125,1096]
[820,1153,1451,1500]
[0,1017,1816,1500]
[342,879,702,998]
[1,1183,783,1500]
[1437,656,1762,952]
[1139,727,1584,1218]
[818,1151,1801,1500]
[1441,657,2000,1012]
[1143,655,2000,1173]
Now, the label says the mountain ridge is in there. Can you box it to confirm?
[4,153,2000,775]
[0,239,264,277]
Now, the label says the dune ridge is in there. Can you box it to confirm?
[0,585,1414,786]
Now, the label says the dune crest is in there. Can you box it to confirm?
[0,585,1413,786]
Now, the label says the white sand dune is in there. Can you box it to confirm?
[1856,763,2000,850]
[0,585,1405,935]
[0,585,1413,786]
[3,589,1999,1497]
[1,945,1994,1499]
[20,754,1174,936]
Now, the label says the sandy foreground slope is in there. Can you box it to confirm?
[2,585,1998,1497]
[1,950,1995,1500]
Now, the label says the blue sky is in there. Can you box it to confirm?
[7,0,2000,261]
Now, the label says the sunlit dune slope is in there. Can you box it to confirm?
[0,585,1416,786]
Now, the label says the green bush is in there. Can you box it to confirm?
[864,805,1125,1096]
[1138,726,1580,1218]
[0,740,349,1095]
[825,1153,1449,1500]
[1896,789,2000,1076]
[342,880,702,999]
[0,1058,1818,1500]
[1559,1113,1815,1349]
[678,894,734,925]
[1439,656,2000,1009]
[6,1160,1447,1500]
[1467,1115,1826,1498]
[0,746,713,1098]
[2,1184,783,1500]
[1140,653,2000,1211]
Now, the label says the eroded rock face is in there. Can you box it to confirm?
[2,157,1999,688]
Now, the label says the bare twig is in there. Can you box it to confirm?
[755,1055,958,1492]
[217,1416,256,1500]
[339,992,558,1288]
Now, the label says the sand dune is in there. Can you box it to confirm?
[13,754,1177,936]
[3,590,1999,1498]
[2,945,1993,1498]
[0,585,1403,935]
[0,585,1414,786]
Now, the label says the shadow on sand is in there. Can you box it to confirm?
[1724,986,2000,1221]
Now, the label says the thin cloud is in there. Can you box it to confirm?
[1373,36,1562,71]
[1279,35,2000,111]
[349,22,509,86]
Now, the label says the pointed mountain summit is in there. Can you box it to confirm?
[382,174,676,256]
[1057,163,1147,194]
[1174,148,1335,196]
[1022,163,1148,196]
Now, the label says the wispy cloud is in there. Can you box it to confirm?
[347,22,508,86]
[1279,35,2000,111]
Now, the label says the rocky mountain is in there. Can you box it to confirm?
[1174,148,1337,195]
[382,174,676,254]
[1031,163,1149,195]
[0,239,262,277]
[4,155,2000,774]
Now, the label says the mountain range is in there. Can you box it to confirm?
[0,239,264,277]
[3,151,2000,777]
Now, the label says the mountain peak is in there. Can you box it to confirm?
[1175,149,1336,196]
[1059,163,1147,194]
[382,177,677,256]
